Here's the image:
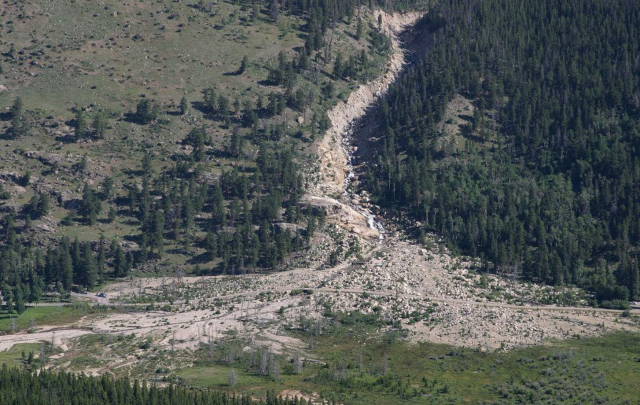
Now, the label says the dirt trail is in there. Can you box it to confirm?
[308,10,424,239]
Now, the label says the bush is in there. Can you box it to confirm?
[134,99,158,124]
[139,338,152,350]
[599,300,630,310]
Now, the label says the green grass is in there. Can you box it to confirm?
[168,332,640,404]
[1,0,380,117]
[303,332,640,404]
[0,305,89,333]
[176,365,265,389]
[0,343,41,368]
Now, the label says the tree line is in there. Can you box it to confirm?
[0,366,309,405]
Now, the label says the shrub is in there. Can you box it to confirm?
[599,300,630,310]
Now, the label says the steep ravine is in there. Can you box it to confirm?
[306,10,423,240]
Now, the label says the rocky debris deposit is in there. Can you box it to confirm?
[71,232,638,353]
[307,10,424,240]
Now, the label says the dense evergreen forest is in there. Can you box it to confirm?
[0,366,303,405]
[365,0,640,307]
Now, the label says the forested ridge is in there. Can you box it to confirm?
[365,0,640,306]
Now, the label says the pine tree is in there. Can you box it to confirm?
[249,233,260,268]
[551,252,564,285]
[297,51,309,72]
[179,97,188,115]
[30,282,42,305]
[229,127,244,158]
[93,111,107,139]
[82,243,98,288]
[205,230,217,258]
[4,212,17,248]
[113,244,127,278]
[75,110,87,140]
[26,193,49,219]
[242,100,255,127]
[38,193,51,218]
[334,52,344,79]
[183,196,194,253]
[631,260,640,301]
[134,99,157,124]
[306,215,316,241]
[107,207,116,223]
[203,87,217,113]
[7,97,29,139]
[128,186,138,214]
[14,284,25,314]
[97,236,106,283]
[80,183,102,225]
[218,95,230,120]
[102,177,114,200]
[72,237,82,280]
[251,3,260,22]
[269,0,280,22]
[4,288,13,314]
[152,210,165,257]
[59,239,73,292]
[77,155,88,173]
[356,17,364,40]
[142,152,154,177]
[237,55,249,75]
[211,183,226,230]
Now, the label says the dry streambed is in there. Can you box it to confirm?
[307,10,423,239]
[1,233,638,374]
[23,232,637,359]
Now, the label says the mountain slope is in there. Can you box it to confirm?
[363,0,640,307]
